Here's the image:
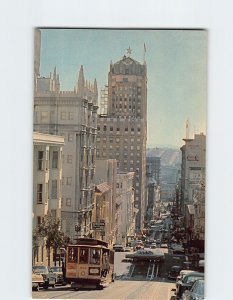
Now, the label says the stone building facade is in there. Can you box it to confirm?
[95,159,117,246]
[32,132,64,265]
[96,54,147,231]
[115,172,136,245]
[180,133,206,240]
[34,65,98,241]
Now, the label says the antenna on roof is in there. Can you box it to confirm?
[185,119,190,139]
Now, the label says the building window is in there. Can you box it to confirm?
[68,133,73,142]
[66,198,71,206]
[37,184,43,203]
[67,177,72,185]
[34,111,39,122]
[51,209,56,219]
[61,112,66,120]
[67,155,72,163]
[110,126,113,131]
[103,125,107,131]
[52,180,57,198]
[37,216,41,226]
[52,151,58,168]
[69,112,74,120]
[38,151,43,170]
[41,111,49,122]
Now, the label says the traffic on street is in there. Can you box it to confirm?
[32,204,204,299]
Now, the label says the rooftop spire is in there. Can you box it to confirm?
[77,65,85,97]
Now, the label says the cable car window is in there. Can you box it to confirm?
[90,248,101,264]
[79,248,89,264]
[68,247,78,263]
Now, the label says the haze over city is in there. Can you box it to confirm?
[40,29,207,148]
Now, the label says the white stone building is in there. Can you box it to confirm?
[115,172,135,246]
[33,131,64,265]
[34,65,98,240]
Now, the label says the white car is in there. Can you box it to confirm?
[150,243,157,249]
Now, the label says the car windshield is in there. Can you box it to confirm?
[192,280,204,295]
[51,267,62,272]
[184,275,204,284]
[32,266,47,273]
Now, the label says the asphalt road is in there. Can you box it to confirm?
[32,252,176,299]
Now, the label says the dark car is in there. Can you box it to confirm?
[50,266,66,285]
[32,265,56,289]
[175,272,204,299]
[113,244,124,252]
[181,278,204,300]
[168,266,182,281]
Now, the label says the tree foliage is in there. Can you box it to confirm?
[37,214,64,250]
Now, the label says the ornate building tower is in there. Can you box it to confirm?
[96,52,147,231]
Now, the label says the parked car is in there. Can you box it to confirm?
[134,243,144,251]
[113,244,124,252]
[150,243,157,249]
[181,278,204,300]
[50,266,66,285]
[168,266,182,280]
[172,244,185,254]
[176,270,195,283]
[32,270,44,291]
[124,246,132,252]
[175,272,204,299]
[32,265,56,289]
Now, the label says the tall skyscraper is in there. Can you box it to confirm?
[96,53,147,230]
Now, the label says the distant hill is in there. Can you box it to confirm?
[147,147,181,167]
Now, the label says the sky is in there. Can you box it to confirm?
[39,28,207,148]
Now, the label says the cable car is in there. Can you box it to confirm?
[65,238,114,289]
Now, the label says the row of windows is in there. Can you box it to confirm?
[98,126,141,132]
[96,151,141,157]
[35,111,75,122]
[113,108,141,114]
[112,97,140,102]
[112,85,141,91]
[98,145,141,150]
[97,137,140,143]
